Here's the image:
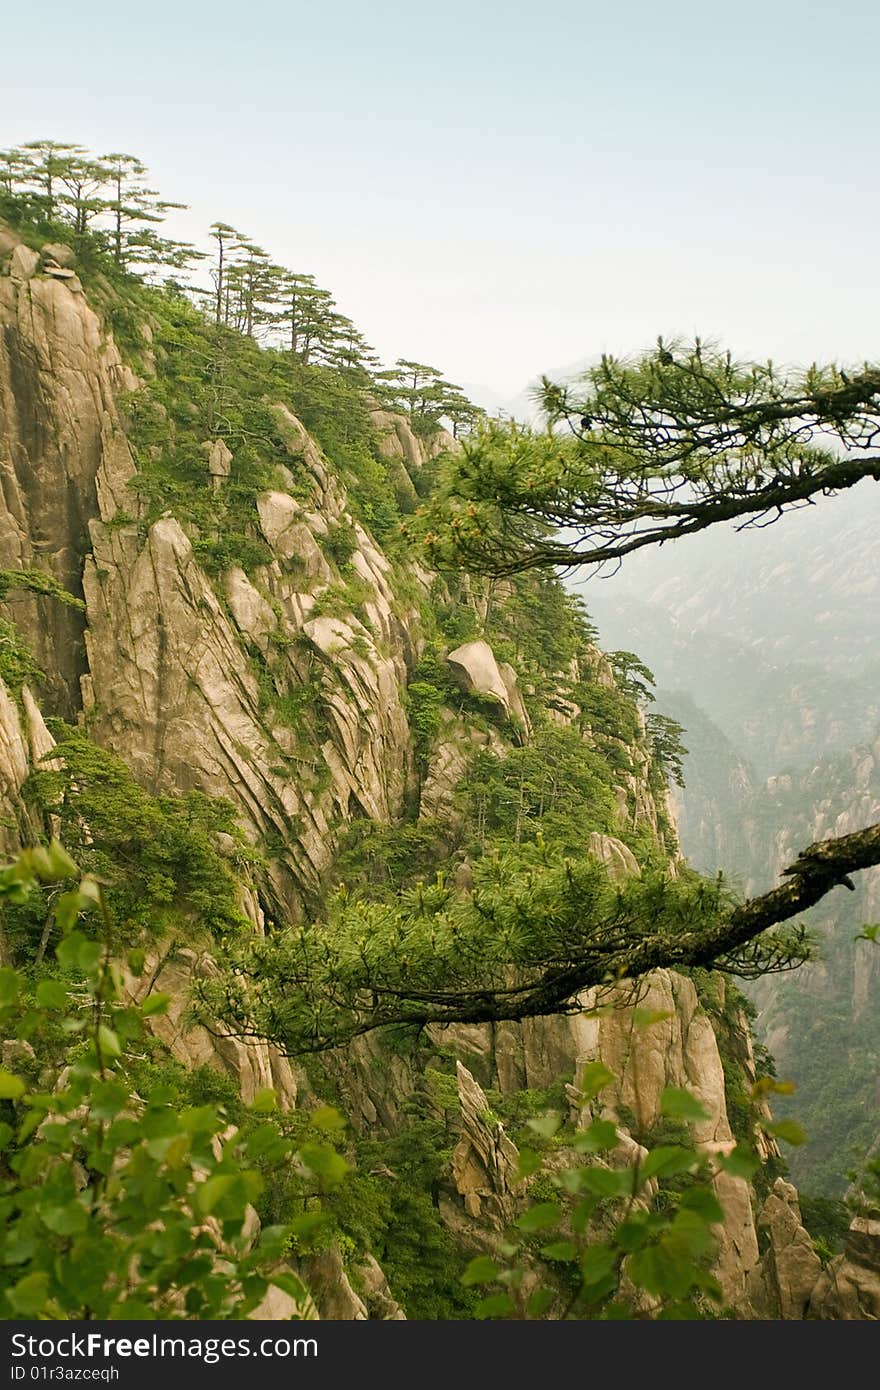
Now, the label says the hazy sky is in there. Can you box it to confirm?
[3,1,878,398]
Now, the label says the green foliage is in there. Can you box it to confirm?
[405,679,446,768]
[118,297,282,575]
[0,619,43,695]
[198,842,738,1055]
[0,142,195,270]
[13,728,251,957]
[459,1065,765,1318]
[320,520,359,571]
[329,1114,478,1320]
[573,677,641,748]
[0,844,345,1320]
[798,1194,849,1262]
[377,360,483,441]
[608,651,656,705]
[290,370,404,543]
[461,726,618,852]
[111,277,415,569]
[484,575,598,707]
[0,569,85,612]
[413,345,880,577]
[329,819,456,902]
[646,711,688,790]
[3,135,476,582]
[310,578,373,623]
[482,1080,572,1147]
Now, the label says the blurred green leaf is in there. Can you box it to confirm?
[581,1242,617,1285]
[248,1088,277,1113]
[140,992,171,1017]
[541,1240,578,1262]
[0,1068,25,1100]
[475,1292,515,1319]
[767,1119,807,1146]
[576,1061,615,1101]
[35,979,67,1010]
[718,1147,760,1180]
[660,1087,709,1122]
[527,1112,562,1139]
[516,1201,561,1233]
[633,1008,673,1030]
[6,1271,49,1315]
[461,1255,500,1286]
[640,1145,698,1182]
[573,1119,618,1154]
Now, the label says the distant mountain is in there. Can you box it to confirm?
[581,480,879,680]
[574,479,880,1194]
[584,589,880,779]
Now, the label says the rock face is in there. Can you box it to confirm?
[0,250,137,715]
[369,407,455,471]
[0,679,41,861]
[297,1246,407,1321]
[326,956,779,1310]
[0,676,62,870]
[124,946,299,1111]
[0,226,863,1319]
[40,243,77,269]
[204,437,233,489]
[447,640,510,709]
[587,830,640,880]
[81,404,417,919]
[9,245,39,281]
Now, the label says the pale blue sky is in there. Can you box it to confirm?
[3,1,878,396]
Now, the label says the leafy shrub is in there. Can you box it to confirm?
[0,844,346,1319]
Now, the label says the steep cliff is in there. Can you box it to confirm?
[0,223,859,1319]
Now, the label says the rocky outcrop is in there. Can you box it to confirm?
[0,241,421,919]
[330,963,769,1311]
[810,1218,880,1320]
[587,830,640,880]
[82,407,418,919]
[447,640,511,710]
[0,678,57,860]
[744,1180,822,1318]
[744,1174,880,1321]
[0,238,137,714]
[299,1247,406,1320]
[357,1255,407,1320]
[571,973,760,1308]
[369,407,455,472]
[446,639,530,735]
[0,680,33,861]
[248,1282,317,1321]
[449,1061,520,1225]
[301,1247,368,1320]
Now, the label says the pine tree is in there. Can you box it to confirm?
[100,151,188,267]
[20,140,86,220]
